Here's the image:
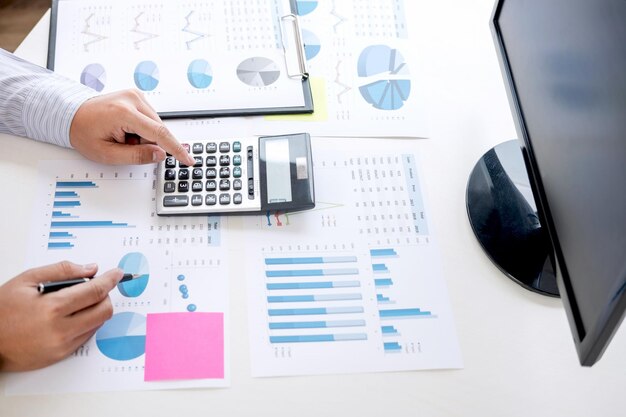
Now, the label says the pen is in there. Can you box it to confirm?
[37,273,141,294]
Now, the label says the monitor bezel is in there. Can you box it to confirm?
[490,0,626,366]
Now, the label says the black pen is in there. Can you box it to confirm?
[37,273,141,294]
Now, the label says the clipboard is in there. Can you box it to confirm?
[47,0,313,119]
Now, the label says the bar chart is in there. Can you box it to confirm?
[264,254,369,346]
[47,180,134,250]
[370,248,436,354]
[244,140,462,376]
[14,160,231,393]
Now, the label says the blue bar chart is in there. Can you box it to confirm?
[244,143,462,377]
[13,157,232,394]
[46,180,134,250]
[370,248,436,354]
[264,253,368,345]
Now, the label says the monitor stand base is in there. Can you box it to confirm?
[466,140,559,297]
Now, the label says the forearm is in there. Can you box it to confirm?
[0,48,97,147]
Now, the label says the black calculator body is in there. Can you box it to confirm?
[156,133,315,215]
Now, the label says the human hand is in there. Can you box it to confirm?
[0,262,123,371]
[69,89,195,166]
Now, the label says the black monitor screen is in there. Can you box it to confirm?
[493,0,626,364]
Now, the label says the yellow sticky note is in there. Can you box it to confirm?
[265,77,328,121]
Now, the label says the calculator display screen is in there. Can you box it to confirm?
[264,138,293,203]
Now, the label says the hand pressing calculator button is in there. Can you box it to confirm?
[156,133,315,215]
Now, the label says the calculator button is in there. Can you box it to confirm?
[248,178,255,197]
[163,195,189,207]
[233,167,242,178]
[191,195,203,206]
[219,193,231,205]
[219,155,230,166]
[206,155,217,167]
[233,141,242,152]
[206,180,217,192]
[178,181,189,192]
[206,168,217,179]
[164,169,176,180]
[219,179,231,191]
[182,143,191,153]
[192,168,203,179]
[233,179,242,190]
[165,157,176,168]
[205,194,217,205]
[192,143,204,154]
[233,193,243,204]
[192,181,203,192]
[219,167,230,178]
[164,182,176,193]
[219,142,230,153]
[233,155,242,166]
[178,169,189,180]
[206,142,217,153]
[193,156,203,167]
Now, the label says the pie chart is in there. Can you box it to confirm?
[302,29,321,61]
[357,45,411,110]
[187,59,213,89]
[133,61,159,91]
[80,63,106,92]
[96,312,146,361]
[296,0,318,15]
[236,57,280,87]
[117,252,149,297]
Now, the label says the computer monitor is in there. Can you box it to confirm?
[466,0,626,366]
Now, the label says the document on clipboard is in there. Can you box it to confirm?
[47,0,313,118]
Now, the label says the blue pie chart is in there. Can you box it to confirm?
[187,59,213,89]
[302,29,321,61]
[117,252,149,297]
[134,61,159,91]
[96,312,146,361]
[357,45,411,110]
[296,0,318,15]
[80,63,106,92]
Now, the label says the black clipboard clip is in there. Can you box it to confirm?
[280,14,309,80]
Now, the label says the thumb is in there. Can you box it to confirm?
[20,261,99,285]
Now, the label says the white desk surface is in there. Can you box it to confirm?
[1,1,625,416]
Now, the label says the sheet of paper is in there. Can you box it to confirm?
[239,138,462,376]
[5,161,229,394]
[144,312,224,381]
[251,0,430,138]
[50,0,307,115]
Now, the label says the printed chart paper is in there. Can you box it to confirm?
[49,0,308,115]
[241,138,462,376]
[5,161,229,394]
[254,0,430,138]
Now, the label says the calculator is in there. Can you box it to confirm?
[156,133,315,215]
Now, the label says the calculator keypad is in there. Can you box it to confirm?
[157,138,260,215]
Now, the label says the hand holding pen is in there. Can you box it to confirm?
[38,273,141,294]
[0,262,123,371]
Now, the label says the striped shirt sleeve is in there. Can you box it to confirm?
[0,48,98,148]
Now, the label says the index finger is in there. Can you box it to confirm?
[126,112,195,166]
[50,268,123,315]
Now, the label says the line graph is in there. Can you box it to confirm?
[131,11,160,50]
[182,10,210,50]
[334,61,352,104]
[81,13,108,52]
[330,0,348,33]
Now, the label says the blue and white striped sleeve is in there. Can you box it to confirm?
[0,48,98,148]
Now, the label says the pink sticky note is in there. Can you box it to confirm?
[144,312,224,381]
